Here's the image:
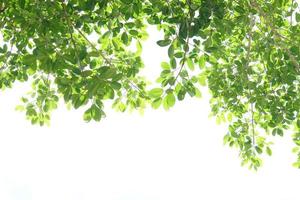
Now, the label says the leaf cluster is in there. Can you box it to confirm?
[1,0,300,169]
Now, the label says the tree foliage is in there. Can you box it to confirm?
[1,0,300,169]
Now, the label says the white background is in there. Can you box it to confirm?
[0,28,300,200]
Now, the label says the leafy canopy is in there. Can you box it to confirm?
[1,0,300,170]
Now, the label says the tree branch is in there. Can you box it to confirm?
[173,0,193,84]
[61,0,81,68]
[250,0,300,72]
[75,26,148,98]
[245,14,256,146]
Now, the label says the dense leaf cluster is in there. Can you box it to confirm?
[1,0,300,169]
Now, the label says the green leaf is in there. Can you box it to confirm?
[99,67,116,79]
[177,89,186,101]
[136,40,142,55]
[198,75,206,86]
[255,146,263,154]
[277,129,284,136]
[121,32,129,45]
[297,119,300,128]
[81,70,93,77]
[15,105,25,111]
[174,52,184,58]
[111,82,122,90]
[195,88,202,98]
[227,113,233,122]
[165,93,176,108]
[198,56,206,69]
[1,0,299,169]
[157,39,171,47]
[83,108,92,122]
[266,147,272,156]
[91,104,102,121]
[151,98,162,109]
[161,62,171,70]
[187,58,194,71]
[89,51,100,57]
[168,45,174,58]
[272,128,284,137]
[148,88,163,98]
[19,0,25,8]
[293,162,300,168]
[23,55,37,67]
[129,30,138,36]
[296,13,300,23]
[170,58,177,69]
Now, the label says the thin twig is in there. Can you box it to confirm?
[75,27,111,64]
[251,0,300,72]
[291,0,294,25]
[75,26,148,98]
[0,40,14,72]
[245,14,256,146]
[173,0,193,84]
[61,0,81,68]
